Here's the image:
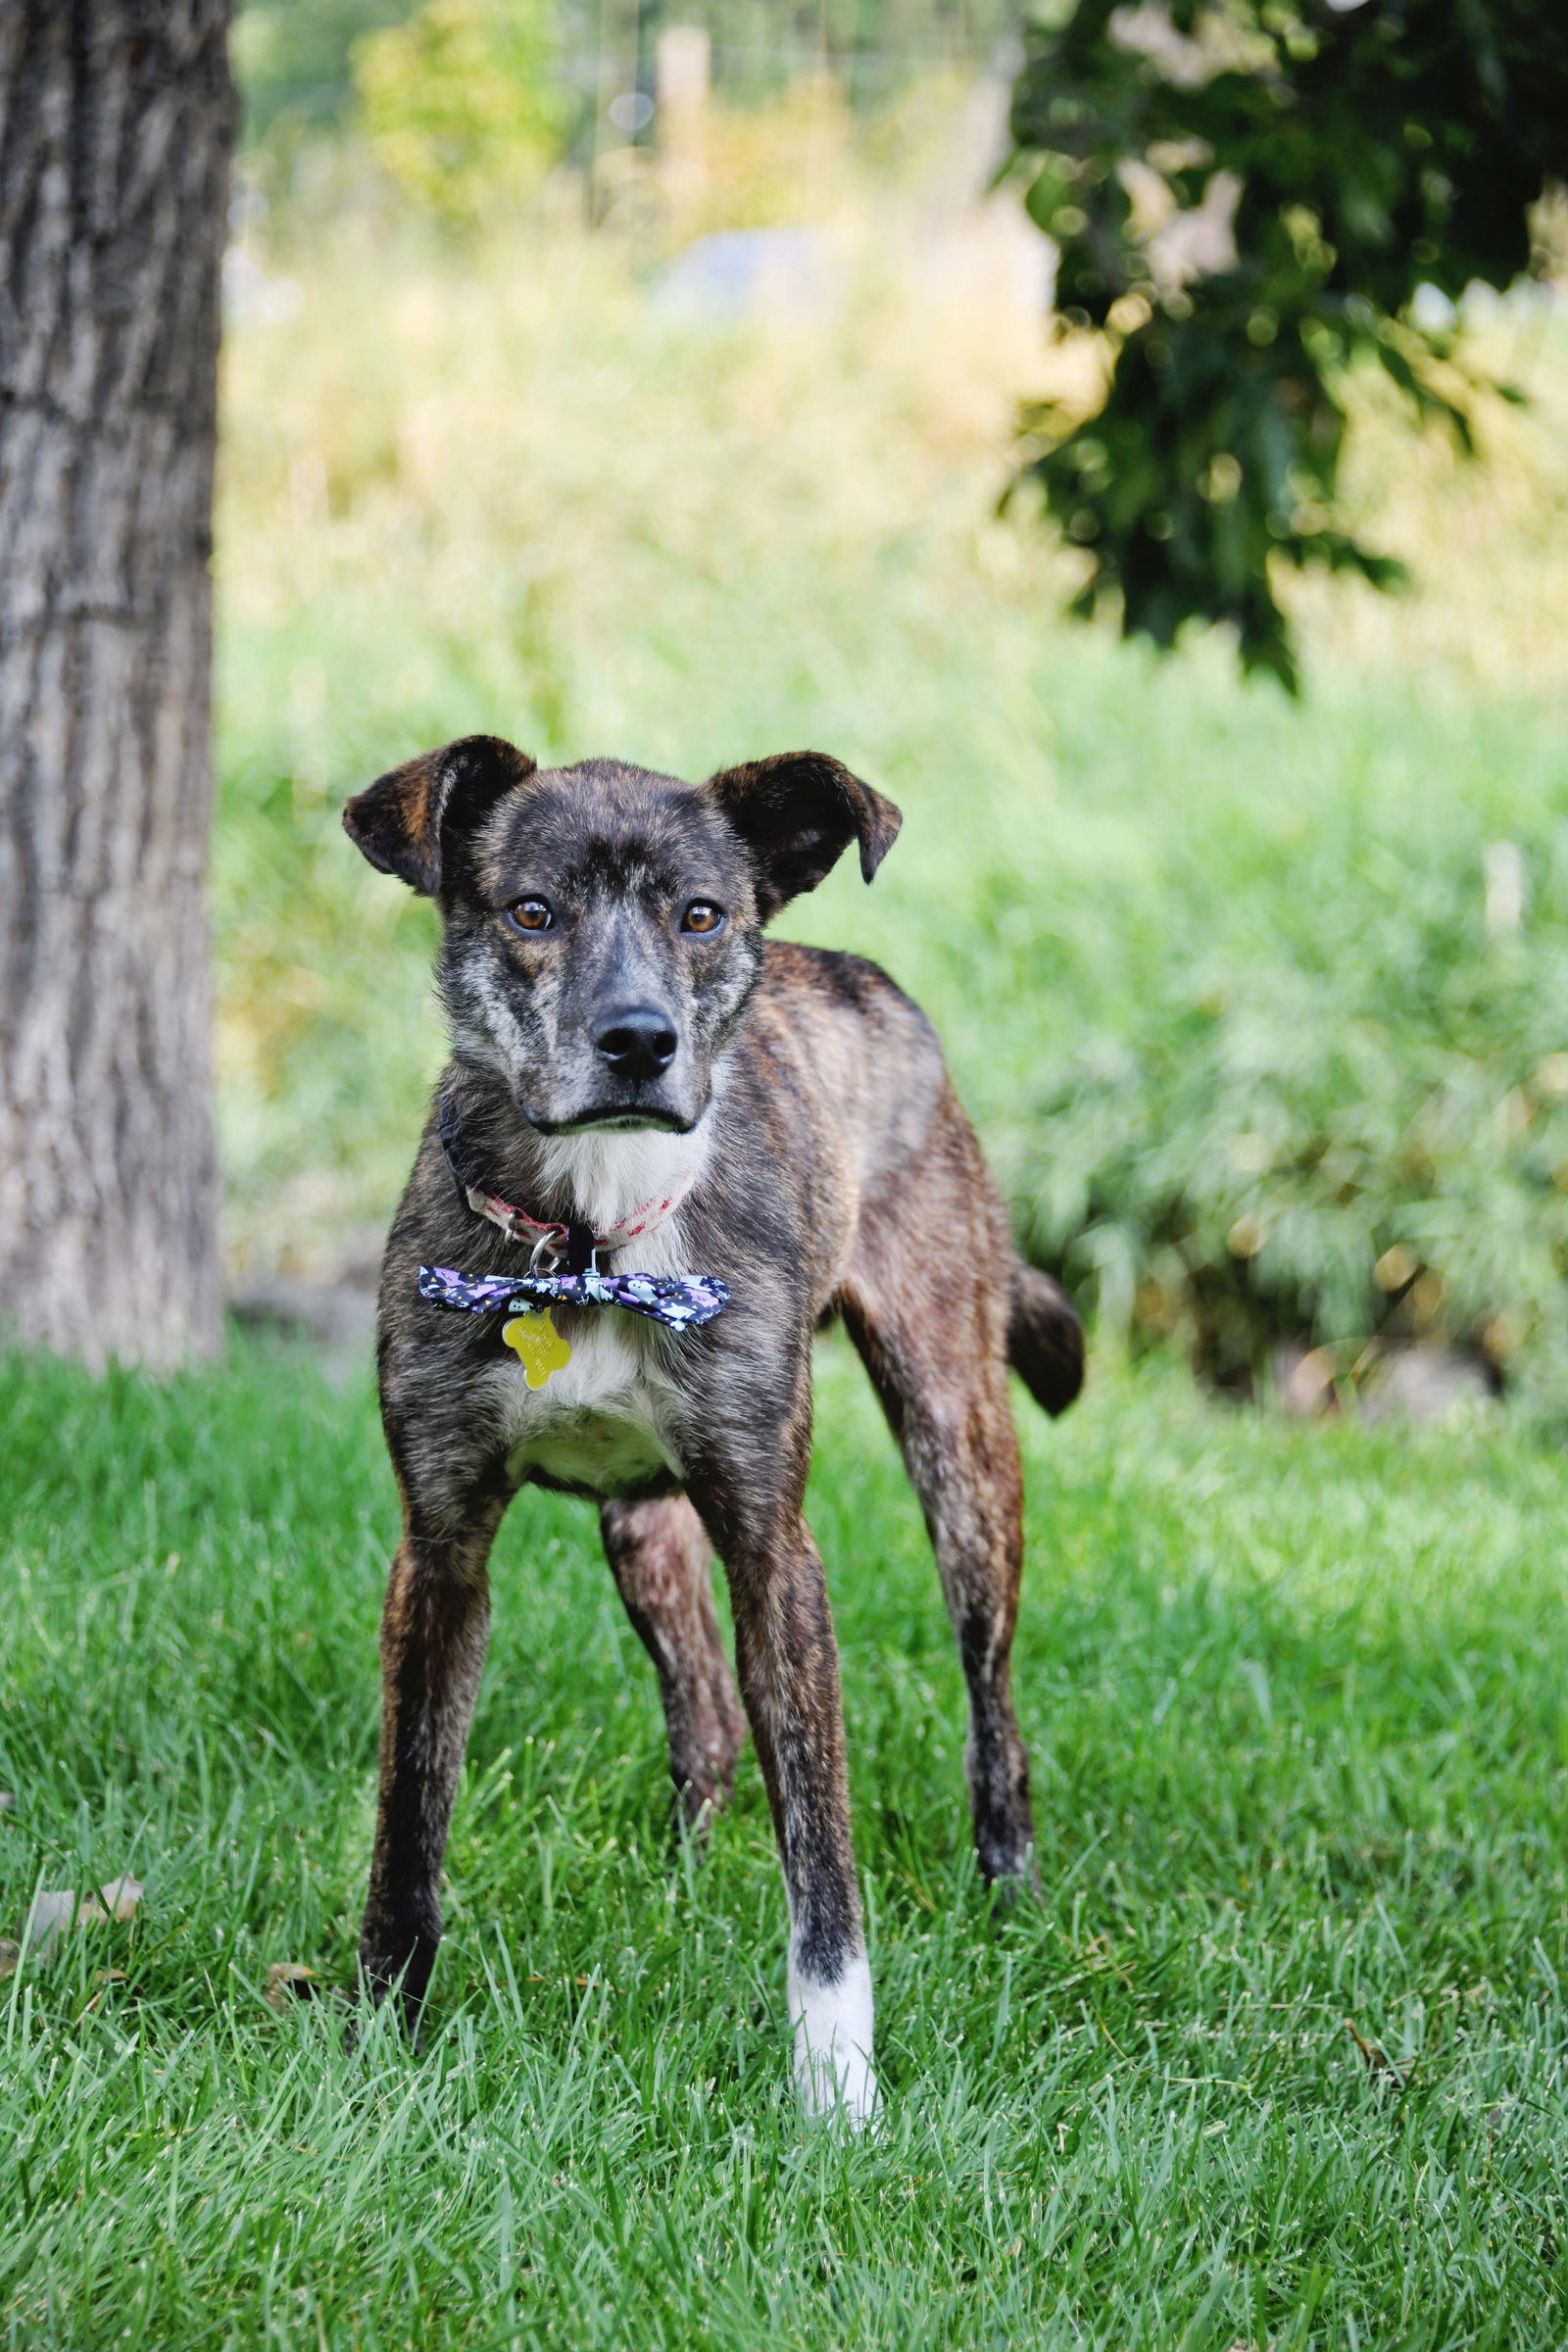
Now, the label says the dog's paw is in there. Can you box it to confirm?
[345,1982,428,2055]
[798,2042,881,2130]
[790,1951,879,2128]
[984,1847,1042,1923]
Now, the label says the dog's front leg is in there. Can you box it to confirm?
[359,1507,500,2028]
[686,1437,873,2122]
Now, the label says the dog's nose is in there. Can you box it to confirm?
[594,1006,678,1082]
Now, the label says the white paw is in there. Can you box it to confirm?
[789,1951,879,2126]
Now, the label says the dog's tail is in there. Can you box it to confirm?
[1008,1262,1084,1417]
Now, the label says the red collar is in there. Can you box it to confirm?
[461,1170,696,1259]
[438,1085,695,1269]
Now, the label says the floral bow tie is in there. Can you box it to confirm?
[417,1264,729,1332]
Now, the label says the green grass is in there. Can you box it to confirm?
[4,1338,1568,2347]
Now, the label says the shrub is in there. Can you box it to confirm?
[352,0,570,224]
[1008,744,1568,1415]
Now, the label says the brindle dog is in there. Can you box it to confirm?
[343,735,1082,2120]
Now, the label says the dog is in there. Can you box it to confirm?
[342,736,1082,2120]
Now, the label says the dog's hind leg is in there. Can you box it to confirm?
[359,1499,504,2027]
[601,1494,746,1831]
[841,1181,1038,1894]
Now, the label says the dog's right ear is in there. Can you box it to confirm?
[342,735,536,898]
[705,751,902,922]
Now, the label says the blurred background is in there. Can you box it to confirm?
[217,0,1568,1417]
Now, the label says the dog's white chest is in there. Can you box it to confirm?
[491,1314,674,1498]
[480,1128,709,1499]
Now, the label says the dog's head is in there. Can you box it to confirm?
[342,736,902,1134]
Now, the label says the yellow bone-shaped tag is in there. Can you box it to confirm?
[502,1305,572,1390]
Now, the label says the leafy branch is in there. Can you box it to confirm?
[1006,0,1567,689]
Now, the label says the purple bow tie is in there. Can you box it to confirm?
[418,1264,729,1331]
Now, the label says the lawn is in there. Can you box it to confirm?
[4,1337,1567,2347]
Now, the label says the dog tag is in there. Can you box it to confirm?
[502,1306,571,1391]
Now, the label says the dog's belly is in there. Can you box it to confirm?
[516,1409,672,1497]
[489,1321,677,1501]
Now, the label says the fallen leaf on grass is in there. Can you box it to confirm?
[1345,2017,1405,2091]
[21,1876,143,1963]
[24,1892,80,1958]
[264,1962,318,2012]
[0,1939,19,1983]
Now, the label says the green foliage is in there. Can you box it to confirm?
[353,0,573,221]
[1001,703,1568,1406]
[6,1340,1568,2342]
[233,0,416,138]
[1007,0,1568,689]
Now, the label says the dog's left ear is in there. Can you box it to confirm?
[342,734,537,898]
[706,751,902,921]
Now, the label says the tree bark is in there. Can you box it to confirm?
[0,1,234,1370]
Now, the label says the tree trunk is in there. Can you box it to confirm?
[0,1,234,1370]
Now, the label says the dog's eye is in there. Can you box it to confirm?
[507,898,553,933]
[680,901,725,935]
